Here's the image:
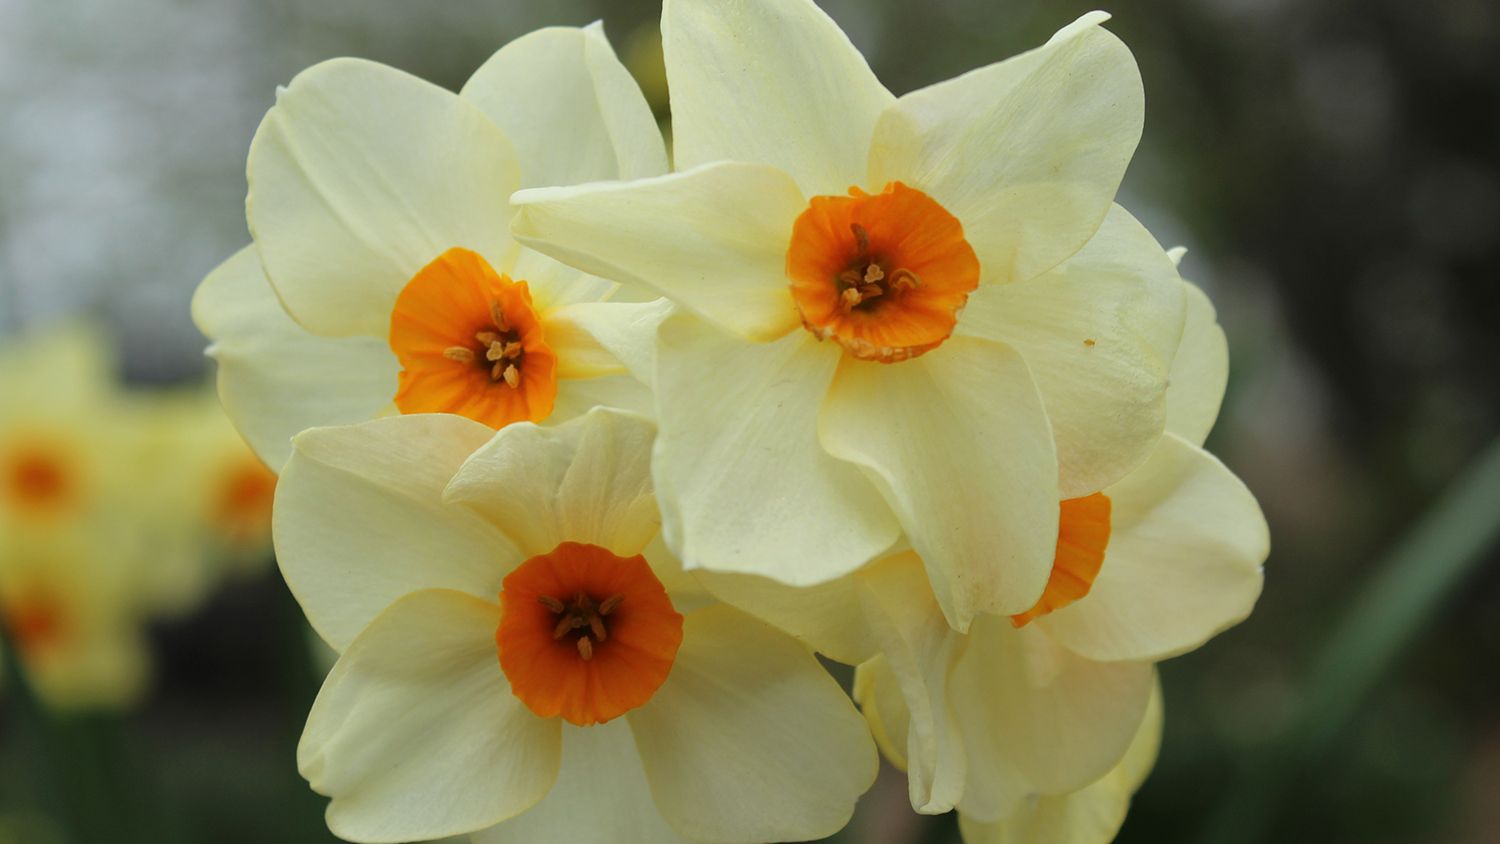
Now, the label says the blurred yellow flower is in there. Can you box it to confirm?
[275,408,875,843]
[191,23,674,471]
[511,0,1186,631]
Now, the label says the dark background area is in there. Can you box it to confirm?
[1,0,1497,841]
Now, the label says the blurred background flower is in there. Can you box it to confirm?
[0,0,1496,842]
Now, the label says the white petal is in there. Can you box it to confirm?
[542,298,674,385]
[472,719,690,844]
[869,13,1143,284]
[663,0,893,196]
[248,58,520,336]
[300,589,560,842]
[855,553,969,814]
[820,335,1058,628]
[957,677,1163,844]
[549,374,656,423]
[444,408,658,559]
[653,313,898,586]
[1165,281,1229,447]
[852,654,912,770]
[1040,434,1268,662]
[696,567,874,666]
[958,617,1154,794]
[275,415,514,651]
[508,245,614,312]
[460,23,667,188]
[191,246,399,469]
[958,204,1186,497]
[628,604,877,843]
[512,163,804,341]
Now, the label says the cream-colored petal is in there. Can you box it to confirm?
[511,163,804,341]
[662,0,893,197]
[820,336,1058,629]
[957,677,1163,844]
[628,604,877,843]
[960,617,1154,794]
[869,13,1142,284]
[958,204,1185,497]
[1165,281,1229,447]
[1040,434,1268,662]
[191,246,399,469]
[508,245,615,312]
[853,654,912,770]
[460,23,667,189]
[444,407,657,559]
[248,58,520,336]
[300,589,560,842]
[274,415,514,651]
[696,567,874,666]
[542,298,674,385]
[653,313,898,586]
[471,719,690,844]
[855,553,969,814]
[549,374,655,423]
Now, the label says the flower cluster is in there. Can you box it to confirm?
[0,324,275,710]
[193,4,1269,843]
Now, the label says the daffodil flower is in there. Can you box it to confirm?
[510,1,1186,630]
[702,279,1267,822]
[192,24,673,470]
[275,408,876,843]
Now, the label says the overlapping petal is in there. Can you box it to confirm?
[300,589,560,842]
[512,162,805,340]
[191,247,398,469]
[274,414,513,650]
[869,13,1143,284]
[471,719,690,844]
[444,408,658,559]
[628,604,877,843]
[1039,434,1268,662]
[652,313,898,586]
[248,58,519,336]
[1166,281,1230,447]
[662,0,894,196]
[959,205,1186,497]
[460,23,667,188]
[820,335,1058,628]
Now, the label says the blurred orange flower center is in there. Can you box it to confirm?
[3,445,74,517]
[2,588,66,655]
[496,541,683,726]
[787,182,980,362]
[388,247,558,429]
[1011,493,1113,627]
[215,454,276,545]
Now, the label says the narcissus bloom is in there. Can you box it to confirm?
[704,277,1266,828]
[192,24,672,470]
[275,409,876,843]
[511,1,1185,629]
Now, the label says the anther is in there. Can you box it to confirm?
[502,364,521,389]
[851,223,870,256]
[840,287,863,311]
[486,341,507,362]
[577,636,593,660]
[588,614,608,642]
[501,341,523,359]
[489,300,509,332]
[863,264,885,284]
[888,268,921,292]
[443,346,475,363]
[538,595,565,613]
[598,594,624,616]
[476,331,502,346]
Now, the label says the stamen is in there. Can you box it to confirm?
[588,614,608,642]
[502,341,523,359]
[502,364,521,389]
[888,268,921,292]
[598,594,624,616]
[489,300,509,332]
[443,346,474,363]
[863,264,885,284]
[840,287,863,311]
[476,330,502,346]
[486,341,507,362]
[851,223,870,256]
[577,636,593,660]
[538,595,565,613]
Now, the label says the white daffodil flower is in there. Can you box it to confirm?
[702,279,1266,822]
[275,408,876,843]
[192,24,674,471]
[511,1,1187,630]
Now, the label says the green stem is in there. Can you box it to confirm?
[1201,437,1500,843]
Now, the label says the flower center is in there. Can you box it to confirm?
[388,247,558,429]
[496,541,683,726]
[215,453,276,546]
[3,442,75,519]
[1011,493,1113,627]
[787,182,979,363]
[2,588,66,656]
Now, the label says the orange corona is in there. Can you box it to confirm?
[3,442,76,519]
[389,247,558,428]
[787,182,979,362]
[496,542,683,726]
[1011,493,1112,627]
